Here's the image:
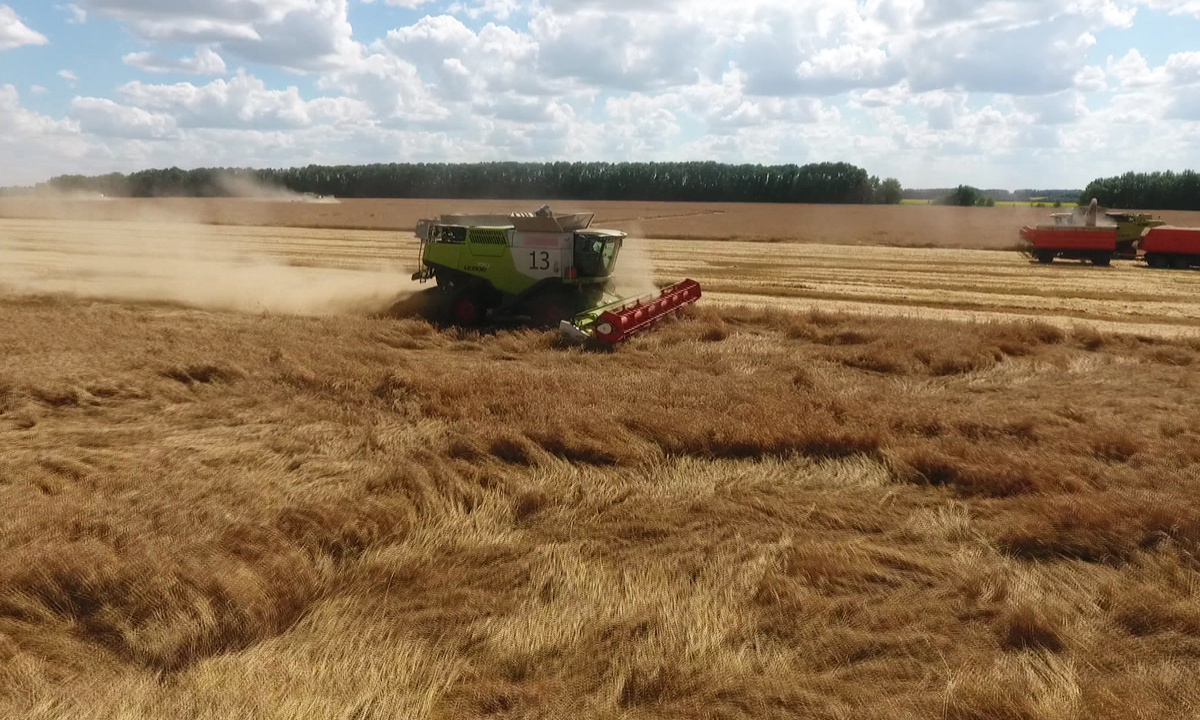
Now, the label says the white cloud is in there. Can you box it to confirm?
[6,0,1200,189]
[77,0,359,70]
[62,3,87,23]
[680,71,840,131]
[1136,0,1200,18]
[1074,65,1107,93]
[58,69,79,82]
[117,71,374,130]
[362,0,437,6]
[529,7,712,91]
[900,17,1104,95]
[383,15,478,62]
[317,52,448,121]
[0,5,48,50]
[1014,91,1090,126]
[0,86,76,137]
[1168,87,1200,120]
[0,85,89,184]
[377,16,546,100]
[1108,87,1172,124]
[736,4,902,96]
[851,83,911,109]
[858,89,1043,166]
[1103,49,1200,121]
[124,45,228,75]
[603,94,681,152]
[30,84,47,95]
[70,97,179,139]
[1165,51,1200,85]
[471,0,1136,99]
[220,0,359,71]
[1107,49,1167,88]
[61,0,1150,101]
[446,0,521,20]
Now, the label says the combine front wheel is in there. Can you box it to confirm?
[451,292,487,325]
[525,288,576,329]
[1036,250,1055,264]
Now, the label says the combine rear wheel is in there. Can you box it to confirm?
[1091,253,1112,267]
[1036,250,1055,264]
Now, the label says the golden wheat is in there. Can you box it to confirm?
[2,289,1200,718]
[4,203,1200,718]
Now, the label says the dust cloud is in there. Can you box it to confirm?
[611,223,660,298]
[0,206,413,316]
[1071,203,1117,227]
[18,187,114,201]
[215,173,341,204]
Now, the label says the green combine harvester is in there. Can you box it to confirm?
[1044,209,1166,258]
[1107,211,1166,258]
[410,206,701,345]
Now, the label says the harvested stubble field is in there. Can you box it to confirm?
[3,201,1200,719]
[6,202,1200,334]
[6,196,1200,248]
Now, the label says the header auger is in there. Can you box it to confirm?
[409,206,701,345]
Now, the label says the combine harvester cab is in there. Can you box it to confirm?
[411,206,700,345]
[1107,212,1165,258]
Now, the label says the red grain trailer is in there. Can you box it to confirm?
[1140,226,1200,269]
[1019,224,1119,266]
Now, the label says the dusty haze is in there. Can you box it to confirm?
[9,197,1200,247]
[611,222,662,297]
[0,205,411,316]
[214,173,341,204]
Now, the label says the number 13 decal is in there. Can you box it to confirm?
[528,251,551,270]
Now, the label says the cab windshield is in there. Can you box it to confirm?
[573,233,622,278]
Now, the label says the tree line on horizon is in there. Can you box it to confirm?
[1079,170,1200,211]
[18,162,907,205]
[22,163,1199,211]
[902,187,1081,203]
[931,186,997,207]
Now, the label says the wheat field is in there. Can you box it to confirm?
[6,196,1200,248]
[4,213,1200,335]
[3,204,1200,719]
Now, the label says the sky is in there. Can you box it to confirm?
[1,1,1200,190]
